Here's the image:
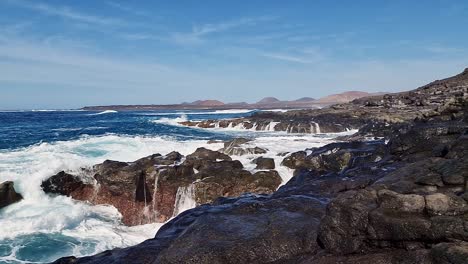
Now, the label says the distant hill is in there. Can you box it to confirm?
[294,97,316,102]
[315,91,382,104]
[190,100,225,106]
[257,97,281,104]
[82,91,384,111]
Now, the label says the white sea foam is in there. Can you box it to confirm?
[0,134,223,260]
[140,109,254,116]
[228,134,342,183]
[172,184,196,216]
[151,114,188,126]
[88,110,118,116]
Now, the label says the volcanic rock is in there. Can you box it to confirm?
[0,181,23,209]
[253,157,275,170]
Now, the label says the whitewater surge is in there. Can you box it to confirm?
[88,110,118,116]
[0,135,223,263]
[139,109,255,116]
[0,109,349,263]
[152,114,188,126]
[173,184,197,217]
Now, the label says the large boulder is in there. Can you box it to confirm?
[43,149,283,225]
[281,141,387,174]
[253,157,275,170]
[220,138,267,156]
[0,181,23,209]
[41,171,93,197]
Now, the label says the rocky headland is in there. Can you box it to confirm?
[180,69,468,136]
[4,69,466,263]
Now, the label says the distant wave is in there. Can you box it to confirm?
[51,126,108,132]
[152,114,188,126]
[88,110,118,116]
[140,109,254,116]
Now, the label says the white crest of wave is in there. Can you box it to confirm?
[151,114,188,126]
[140,109,254,116]
[88,110,118,116]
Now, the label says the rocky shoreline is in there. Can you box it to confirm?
[180,69,468,137]
[1,69,467,263]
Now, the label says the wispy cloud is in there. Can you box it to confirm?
[9,0,123,26]
[261,47,326,64]
[106,1,148,16]
[170,16,276,45]
[261,53,315,64]
[424,45,463,54]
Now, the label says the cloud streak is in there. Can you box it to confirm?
[170,16,276,45]
[261,53,315,64]
[9,0,123,26]
[106,1,149,16]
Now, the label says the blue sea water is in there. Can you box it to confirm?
[0,109,254,150]
[0,109,337,263]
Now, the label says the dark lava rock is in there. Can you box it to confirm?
[431,241,468,264]
[282,140,387,174]
[253,157,275,169]
[0,181,23,209]
[43,149,282,225]
[41,171,92,196]
[220,138,268,156]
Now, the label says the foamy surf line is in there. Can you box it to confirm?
[140,109,255,116]
[0,134,225,262]
[88,110,118,116]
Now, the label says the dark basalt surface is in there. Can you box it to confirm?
[53,69,468,263]
[0,181,23,209]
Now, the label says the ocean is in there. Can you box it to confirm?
[0,109,345,263]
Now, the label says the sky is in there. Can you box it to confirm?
[1,0,468,109]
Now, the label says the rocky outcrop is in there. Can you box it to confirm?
[253,157,275,169]
[42,148,282,225]
[219,138,267,156]
[53,69,468,263]
[0,181,23,209]
[281,140,388,173]
[180,69,468,135]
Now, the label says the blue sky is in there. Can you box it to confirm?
[1,0,467,109]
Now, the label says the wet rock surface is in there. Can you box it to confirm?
[42,148,282,225]
[253,157,275,169]
[0,181,23,209]
[54,69,468,263]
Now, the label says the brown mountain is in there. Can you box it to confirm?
[257,97,281,104]
[315,91,381,104]
[294,97,316,102]
[189,100,225,106]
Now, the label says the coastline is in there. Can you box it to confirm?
[49,69,467,263]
